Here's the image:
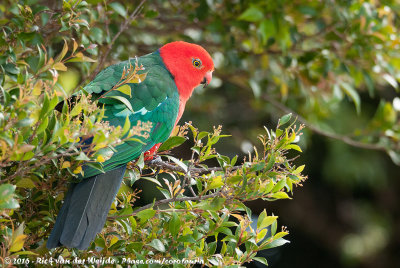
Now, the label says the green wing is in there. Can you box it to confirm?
[82,51,179,178]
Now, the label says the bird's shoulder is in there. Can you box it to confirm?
[84,50,176,99]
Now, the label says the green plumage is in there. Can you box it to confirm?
[82,50,179,178]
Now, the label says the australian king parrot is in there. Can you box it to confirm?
[46,41,214,249]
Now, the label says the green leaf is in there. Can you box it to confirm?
[55,39,68,62]
[168,212,181,237]
[141,177,162,187]
[109,2,127,17]
[227,175,242,184]
[39,93,49,118]
[105,96,134,113]
[0,184,19,210]
[158,136,186,152]
[278,113,292,126]
[16,118,34,128]
[136,209,156,223]
[197,131,208,140]
[37,116,48,134]
[70,102,82,117]
[293,165,305,175]
[122,116,130,136]
[257,228,268,241]
[259,216,278,230]
[250,162,265,172]
[383,73,398,90]
[116,84,131,97]
[253,257,268,266]
[239,7,264,22]
[136,153,144,169]
[285,144,302,152]
[197,197,225,211]
[257,209,267,229]
[270,192,290,199]
[262,238,290,250]
[148,238,165,252]
[265,154,276,170]
[16,178,35,189]
[259,19,275,44]
[76,152,90,161]
[341,82,361,114]
[208,175,223,190]
[272,178,286,193]
[165,155,187,172]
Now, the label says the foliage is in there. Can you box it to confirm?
[132,0,400,162]
[0,0,308,267]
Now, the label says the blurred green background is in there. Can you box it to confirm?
[3,0,400,266]
[57,0,400,267]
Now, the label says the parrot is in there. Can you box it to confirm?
[46,41,214,250]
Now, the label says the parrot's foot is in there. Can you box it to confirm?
[144,143,161,161]
[148,155,162,164]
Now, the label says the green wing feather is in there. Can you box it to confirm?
[82,51,179,178]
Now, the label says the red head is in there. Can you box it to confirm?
[160,41,214,102]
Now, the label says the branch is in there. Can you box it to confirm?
[109,191,221,219]
[263,95,387,152]
[145,158,241,175]
[88,0,147,81]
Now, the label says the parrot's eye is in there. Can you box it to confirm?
[192,58,202,68]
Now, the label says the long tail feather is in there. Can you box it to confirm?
[46,165,126,250]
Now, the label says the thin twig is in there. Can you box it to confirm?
[146,158,241,175]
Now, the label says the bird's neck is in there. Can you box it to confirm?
[175,97,188,126]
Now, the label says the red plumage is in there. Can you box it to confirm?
[160,41,214,124]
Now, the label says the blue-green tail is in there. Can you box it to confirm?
[46,165,126,250]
